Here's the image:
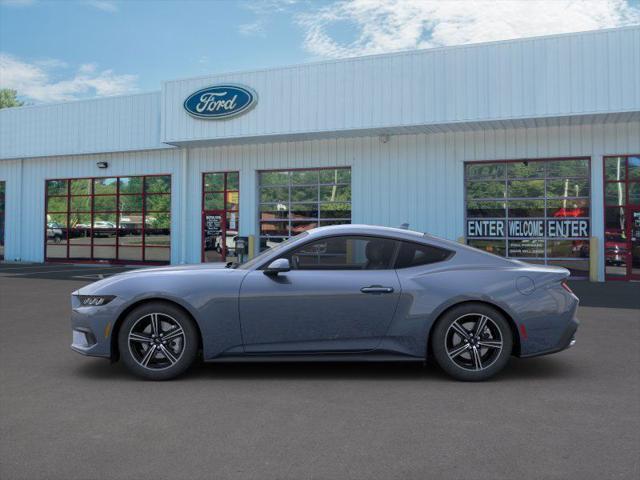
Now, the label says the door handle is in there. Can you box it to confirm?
[360,285,394,294]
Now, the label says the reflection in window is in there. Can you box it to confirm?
[604,157,626,181]
[603,155,640,279]
[45,175,171,263]
[465,201,506,218]
[464,158,591,277]
[507,161,545,179]
[467,240,506,257]
[0,181,5,260]
[258,168,351,250]
[605,183,625,206]
[507,200,545,218]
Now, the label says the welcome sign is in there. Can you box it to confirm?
[467,219,590,238]
[184,84,257,119]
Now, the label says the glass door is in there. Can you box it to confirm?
[203,211,225,263]
[202,172,239,263]
[631,208,640,280]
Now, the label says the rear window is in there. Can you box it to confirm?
[395,241,452,268]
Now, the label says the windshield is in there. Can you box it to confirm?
[236,232,309,270]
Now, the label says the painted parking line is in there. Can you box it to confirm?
[0,268,130,277]
[0,265,69,271]
[0,264,116,272]
[71,274,110,280]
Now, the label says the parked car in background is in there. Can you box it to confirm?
[46,222,64,243]
[93,221,117,237]
[604,234,628,266]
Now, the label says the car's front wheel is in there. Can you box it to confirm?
[431,303,513,381]
[118,302,199,380]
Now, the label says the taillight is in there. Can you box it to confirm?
[561,281,574,295]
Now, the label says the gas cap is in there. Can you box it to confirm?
[516,276,535,295]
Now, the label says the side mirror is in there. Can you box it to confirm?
[264,258,290,275]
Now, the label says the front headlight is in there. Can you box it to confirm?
[77,295,116,306]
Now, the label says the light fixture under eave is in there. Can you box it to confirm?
[96,161,108,169]
[379,134,390,144]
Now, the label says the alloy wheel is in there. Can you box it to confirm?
[445,313,503,371]
[128,313,186,370]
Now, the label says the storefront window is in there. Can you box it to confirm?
[258,168,351,250]
[603,155,640,280]
[0,181,5,260]
[45,174,171,264]
[465,158,591,277]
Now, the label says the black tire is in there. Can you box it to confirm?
[431,303,513,381]
[118,302,199,380]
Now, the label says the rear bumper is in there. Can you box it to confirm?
[519,316,579,358]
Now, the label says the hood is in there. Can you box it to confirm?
[123,263,229,274]
[74,262,234,295]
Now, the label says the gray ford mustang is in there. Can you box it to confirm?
[71,225,579,381]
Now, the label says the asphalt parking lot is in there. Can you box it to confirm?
[0,263,639,480]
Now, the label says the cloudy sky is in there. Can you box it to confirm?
[1,0,639,104]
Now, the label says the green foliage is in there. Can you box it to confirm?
[0,89,24,109]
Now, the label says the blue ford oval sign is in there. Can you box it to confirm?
[183,84,257,119]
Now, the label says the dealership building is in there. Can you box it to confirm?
[1,26,639,281]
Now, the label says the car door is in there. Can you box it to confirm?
[239,235,401,353]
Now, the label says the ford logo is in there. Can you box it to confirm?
[183,84,257,119]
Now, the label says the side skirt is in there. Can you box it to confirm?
[206,352,424,363]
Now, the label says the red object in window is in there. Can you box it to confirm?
[553,207,585,217]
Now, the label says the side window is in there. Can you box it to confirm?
[395,241,452,268]
[284,236,397,270]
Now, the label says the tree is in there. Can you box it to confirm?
[0,89,24,109]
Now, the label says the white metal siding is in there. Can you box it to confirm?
[0,149,183,263]
[162,27,640,144]
[1,118,638,280]
[0,92,169,160]
[0,159,22,261]
[181,121,639,282]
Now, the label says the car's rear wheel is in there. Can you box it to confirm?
[431,303,513,381]
[118,302,198,380]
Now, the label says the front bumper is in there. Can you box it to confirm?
[70,295,120,359]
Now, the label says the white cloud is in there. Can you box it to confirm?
[34,58,69,69]
[78,63,97,74]
[242,0,299,15]
[83,0,118,13]
[0,53,138,103]
[238,19,266,36]
[297,0,640,58]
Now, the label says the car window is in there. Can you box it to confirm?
[394,241,452,268]
[284,236,397,270]
[238,232,308,270]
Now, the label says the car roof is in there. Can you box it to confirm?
[307,224,466,247]
[307,224,424,238]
